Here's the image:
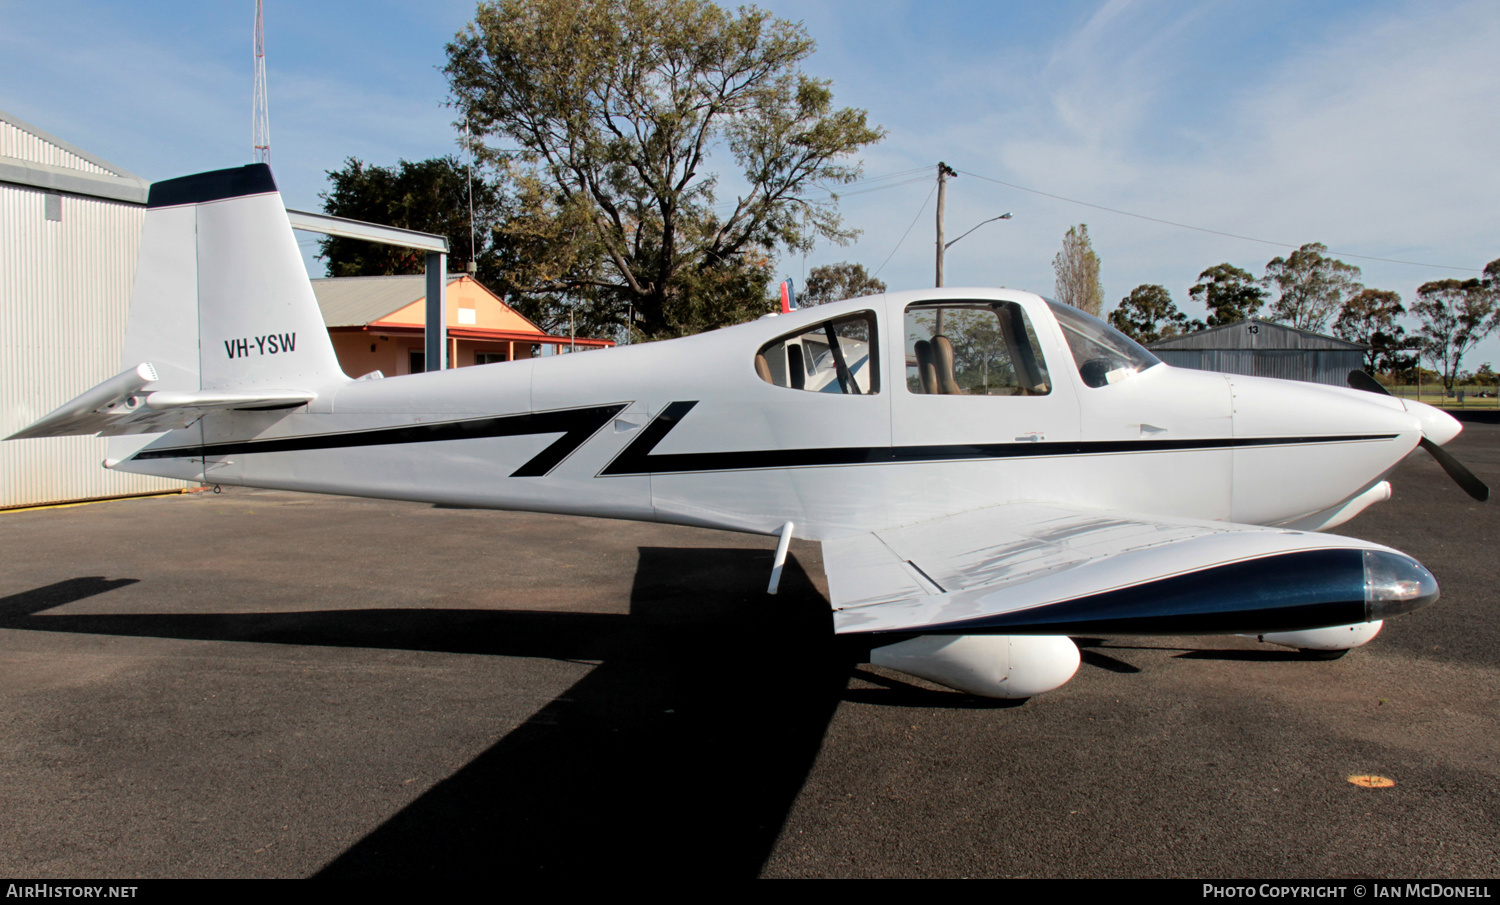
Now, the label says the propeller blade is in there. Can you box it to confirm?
[1347,370,1392,396]
[1346,370,1485,500]
[1419,436,1490,502]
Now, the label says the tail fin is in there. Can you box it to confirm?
[6,164,346,461]
[121,163,344,393]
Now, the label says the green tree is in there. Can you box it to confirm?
[445,0,883,339]
[1052,224,1102,315]
[1413,261,1500,392]
[1189,263,1265,326]
[1262,242,1362,332]
[1108,284,1200,344]
[1461,362,1497,387]
[1332,288,1412,375]
[801,262,886,305]
[318,156,502,280]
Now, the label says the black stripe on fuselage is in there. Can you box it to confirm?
[130,398,1401,478]
[598,400,1401,476]
[132,403,628,478]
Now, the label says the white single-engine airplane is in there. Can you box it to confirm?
[9,165,1488,699]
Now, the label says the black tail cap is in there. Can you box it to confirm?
[147,163,278,209]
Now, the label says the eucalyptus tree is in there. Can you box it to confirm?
[1262,243,1362,332]
[445,0,884,338]
[1332,288,1412,375]
[1189,263,1265,326]
[1414,260,1500,392]
[1108,284,1200,344]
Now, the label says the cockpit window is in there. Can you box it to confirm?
[903,301,1051,396]
[1046,299,1161,388]
[756,311,879,395]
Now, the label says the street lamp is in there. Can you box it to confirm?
[936,212,1011,288]
[946,213,1012,252]
[935,212,1012,333]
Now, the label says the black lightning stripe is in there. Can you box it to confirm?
[131,399,1402,480]
[598,401,1401,476]
[132,404,628,478]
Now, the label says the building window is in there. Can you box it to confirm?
[475,352,508,365]
[409,350,425,374]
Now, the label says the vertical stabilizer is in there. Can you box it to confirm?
[135,164,343,390]
[108,164,345,464]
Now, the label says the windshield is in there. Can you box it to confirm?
[1046,299,1161,388]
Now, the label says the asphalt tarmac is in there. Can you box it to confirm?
[1,421,1496,879]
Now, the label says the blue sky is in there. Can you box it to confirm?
[3,0,1497,366]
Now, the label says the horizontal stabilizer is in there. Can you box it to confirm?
[7,363,158,439]
[6,363,313,440]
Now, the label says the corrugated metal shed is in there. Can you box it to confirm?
[1146,319,1367,387]
[1,110,189,508]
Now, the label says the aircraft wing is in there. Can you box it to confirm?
[825,504,1437,637]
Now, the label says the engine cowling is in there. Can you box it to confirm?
[871,634,1080,699]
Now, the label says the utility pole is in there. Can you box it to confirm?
[935,162,957,288]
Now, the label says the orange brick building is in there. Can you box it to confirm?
[311,274,613,377]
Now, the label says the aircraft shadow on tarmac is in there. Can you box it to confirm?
[0,551,1216,877]
[0,550,848,877]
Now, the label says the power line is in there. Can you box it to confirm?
[955,168,1481,274]
[817,166,933,190]
[874,182,938,278]
[826,176,933,199]
[710,171,933,214]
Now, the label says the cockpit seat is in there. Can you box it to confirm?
[755,352,774,384]
[913,340,936,395]
[931,334,962,395]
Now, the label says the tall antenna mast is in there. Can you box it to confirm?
[465,119,477,275]
[252,0,271,163]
